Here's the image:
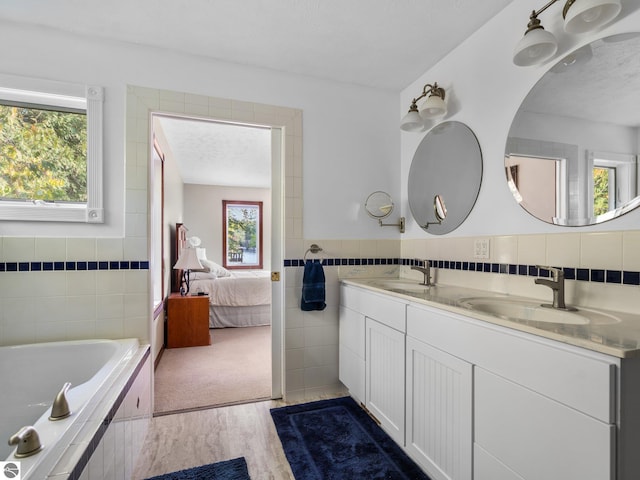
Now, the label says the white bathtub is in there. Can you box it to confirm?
[0,338,149,479]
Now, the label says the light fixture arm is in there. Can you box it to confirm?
[525,0,586,32]
[409,83,445,109]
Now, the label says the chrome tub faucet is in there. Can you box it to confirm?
[535,266,576,311]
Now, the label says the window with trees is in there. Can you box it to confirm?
[223,200,263,269]
[0,78,104,223]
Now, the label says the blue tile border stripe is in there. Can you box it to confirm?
[283,257,640,286]
[0,260,149,272]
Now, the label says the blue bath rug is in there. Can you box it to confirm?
[144,457,250,480]
[270,396,430,479]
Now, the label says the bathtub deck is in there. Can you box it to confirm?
[132,395,341,479]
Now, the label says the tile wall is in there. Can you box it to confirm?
[0,238,148,346]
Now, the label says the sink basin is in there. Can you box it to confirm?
[369,280,431,292]
[459,297,622,326]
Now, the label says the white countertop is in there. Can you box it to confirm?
[342,278,640,359]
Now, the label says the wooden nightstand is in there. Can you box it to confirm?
[166,293,210,348]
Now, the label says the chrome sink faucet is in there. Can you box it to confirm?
[411,259,434,286]
[534,266,575,310]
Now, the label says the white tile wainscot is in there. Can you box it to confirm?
[338,279,640,480]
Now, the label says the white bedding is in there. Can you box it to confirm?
[191,270,271,306]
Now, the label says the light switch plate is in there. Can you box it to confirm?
[474,239,490,259]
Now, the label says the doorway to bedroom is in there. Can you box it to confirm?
[151,112,280,415]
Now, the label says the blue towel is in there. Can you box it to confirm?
[301,261,326,311]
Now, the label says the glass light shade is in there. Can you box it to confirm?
[513,27,558,66]
[173,247,203,270]
[400,110,425,132]
[419,95,447,119]
[563,0,621,34]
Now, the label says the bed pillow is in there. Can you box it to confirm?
[190,271,217,280]
[200,259,231,277]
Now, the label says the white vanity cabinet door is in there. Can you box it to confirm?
[339,305,365,402]
[366,317,406,446]
[406,336,472,480]
[474,367,615,480]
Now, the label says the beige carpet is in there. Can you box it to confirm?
[154,325,271,415]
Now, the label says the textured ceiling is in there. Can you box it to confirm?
[156,116,272,188]
[521,32,640,128]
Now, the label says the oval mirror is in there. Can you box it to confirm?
[408,121,483,234]
[365,191,394,218]
[505,32,640,226]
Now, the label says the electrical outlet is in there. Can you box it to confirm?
[474,238,490,259]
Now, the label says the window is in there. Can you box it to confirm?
[223,200,263,269]
[0,76,104,223]
[589,150,636,219]
[593,166,615,216]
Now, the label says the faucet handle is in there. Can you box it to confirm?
[536,265,563,280]
[8,426,43,458]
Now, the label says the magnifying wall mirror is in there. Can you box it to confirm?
[505,32,640,226]
[365,191,394,218]
[408,121,483,234]
[365,191,405,232]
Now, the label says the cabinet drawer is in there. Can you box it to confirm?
[407,304,616,423]
[475,368,615,480]
[341,284,406,332]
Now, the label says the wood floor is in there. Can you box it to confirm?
[132,394,343,479]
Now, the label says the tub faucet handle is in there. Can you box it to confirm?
[49,382,72,421]
[8,426,44,458]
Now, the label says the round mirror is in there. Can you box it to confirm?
[408,121,483,234]
[505,32,640,226]
[365,191,394,218]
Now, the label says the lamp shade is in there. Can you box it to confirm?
[563,0,621,34]
[513,27,558,66]
[173,247,203,270]
[419,95,447,119]
[400,110,425,132]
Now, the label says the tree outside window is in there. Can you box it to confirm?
[223,200,263,269]
[0,104,87,202]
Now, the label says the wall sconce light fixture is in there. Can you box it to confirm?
[400,82,447,132]
[513,0,621,66]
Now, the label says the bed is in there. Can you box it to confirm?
[174,223,272,328]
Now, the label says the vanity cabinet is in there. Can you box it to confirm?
[405,335,472,480]
[366,317,405,445]
[407,302,618,480]
[340,284,407,445]
[338,304,365,402]
[474,367,614,480]
[339,281,640,480]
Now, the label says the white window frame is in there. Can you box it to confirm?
[0,75,104,223]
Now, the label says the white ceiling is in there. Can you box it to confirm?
[0,0,514,91]
[2,0,516,187]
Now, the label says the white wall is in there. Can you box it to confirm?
[184,184,272,269]
[0,19,397,351]
[400,1,640,238]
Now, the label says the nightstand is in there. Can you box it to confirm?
[166,293,210,348]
